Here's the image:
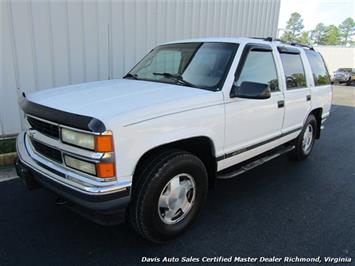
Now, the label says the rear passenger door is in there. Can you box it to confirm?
[277,47,311,133]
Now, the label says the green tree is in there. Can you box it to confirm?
[297,31,310,45]
[281,12,304,42]
[323,25,340,45]
[311,23,327,44]
[339,17,355,45]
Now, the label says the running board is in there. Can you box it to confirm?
[217,145,295,179]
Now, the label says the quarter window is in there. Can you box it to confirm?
[235,50,279,91]
[305,50,331,86]
[280,53,307,89]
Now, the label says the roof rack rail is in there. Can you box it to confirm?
[249,36,273,42]
[249,37,314,50]
[274,39,314,50]
[289,42,314,50]
[274,38,283,42]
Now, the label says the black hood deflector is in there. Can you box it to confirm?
[20,99,106,133]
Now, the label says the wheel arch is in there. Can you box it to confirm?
[308,107,323,139]
[132,136,217,191]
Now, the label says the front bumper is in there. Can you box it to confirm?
[16,131,131,224]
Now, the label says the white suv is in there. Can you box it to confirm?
[16,37,332,243]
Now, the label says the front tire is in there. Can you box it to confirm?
[129,150,208,243]
[346,78,352,86]
[288,114,317,161]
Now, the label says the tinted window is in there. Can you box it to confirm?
[305,50,330,86]
[280,53,307,89]
[337,68,353,72]
[127,42,238,91]
[235,50,279,91]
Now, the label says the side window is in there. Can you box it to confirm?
[279,53,307,89]
[305,50,331,86]
[235,50,279,91]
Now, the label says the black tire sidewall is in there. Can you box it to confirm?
[296,115,317,159]
[138,153,208,242]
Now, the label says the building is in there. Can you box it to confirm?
[1,0,281,137]
[315,46,355,73]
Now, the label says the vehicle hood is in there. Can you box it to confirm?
[26,79,222,126]
[334,71,347,75]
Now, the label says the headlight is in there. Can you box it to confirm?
[64,155,96,175]
[61,128,114,152]
[64,155,116,178]
[61,128,95,150]
[61,128,115,178]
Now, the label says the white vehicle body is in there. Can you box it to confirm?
[16,37,332,235]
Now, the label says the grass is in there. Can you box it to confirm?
[0,138,16,154]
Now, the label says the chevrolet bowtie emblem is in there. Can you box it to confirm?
[28,130,35,138]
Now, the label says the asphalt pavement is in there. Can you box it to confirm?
[0,103,354,265]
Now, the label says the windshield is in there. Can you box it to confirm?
[336,68,353,73]
[125,42,238,91]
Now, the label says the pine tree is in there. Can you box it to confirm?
[281,12,304,42]
[339,18,355,45]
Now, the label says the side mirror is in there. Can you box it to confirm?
[231,81,271,99]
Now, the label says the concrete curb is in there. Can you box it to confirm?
[0,152,17,166]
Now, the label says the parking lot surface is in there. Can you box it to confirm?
[332,84,355,107]
[0,89,354,265]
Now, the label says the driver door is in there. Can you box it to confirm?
[224,43,284,163]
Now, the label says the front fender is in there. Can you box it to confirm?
[113,104,225,178]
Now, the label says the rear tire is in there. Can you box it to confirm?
[288,114,317,161]
[129,150,208,243]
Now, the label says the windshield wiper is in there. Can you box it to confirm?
[153,72,196,88]
[123,73,139,80]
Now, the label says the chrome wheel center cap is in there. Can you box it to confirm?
[158,174,196,225]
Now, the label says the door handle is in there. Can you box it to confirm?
[306,95,311,101]
[278,100,284,108]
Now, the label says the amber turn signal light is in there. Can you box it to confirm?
[96,162,116,178]
[95,134,114,152]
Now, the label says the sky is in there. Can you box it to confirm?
[278,0,355,32]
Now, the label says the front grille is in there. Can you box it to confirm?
[27,116,59,139]
[31,140,63,163]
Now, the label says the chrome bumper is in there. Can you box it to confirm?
[16,131,131,196]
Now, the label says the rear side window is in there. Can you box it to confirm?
[280,53,307,89]
[305,50,331,86]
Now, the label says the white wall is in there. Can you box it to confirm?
[0,0,281,136]
[315,46,355,73]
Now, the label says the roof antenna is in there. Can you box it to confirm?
[108,24,111,80]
